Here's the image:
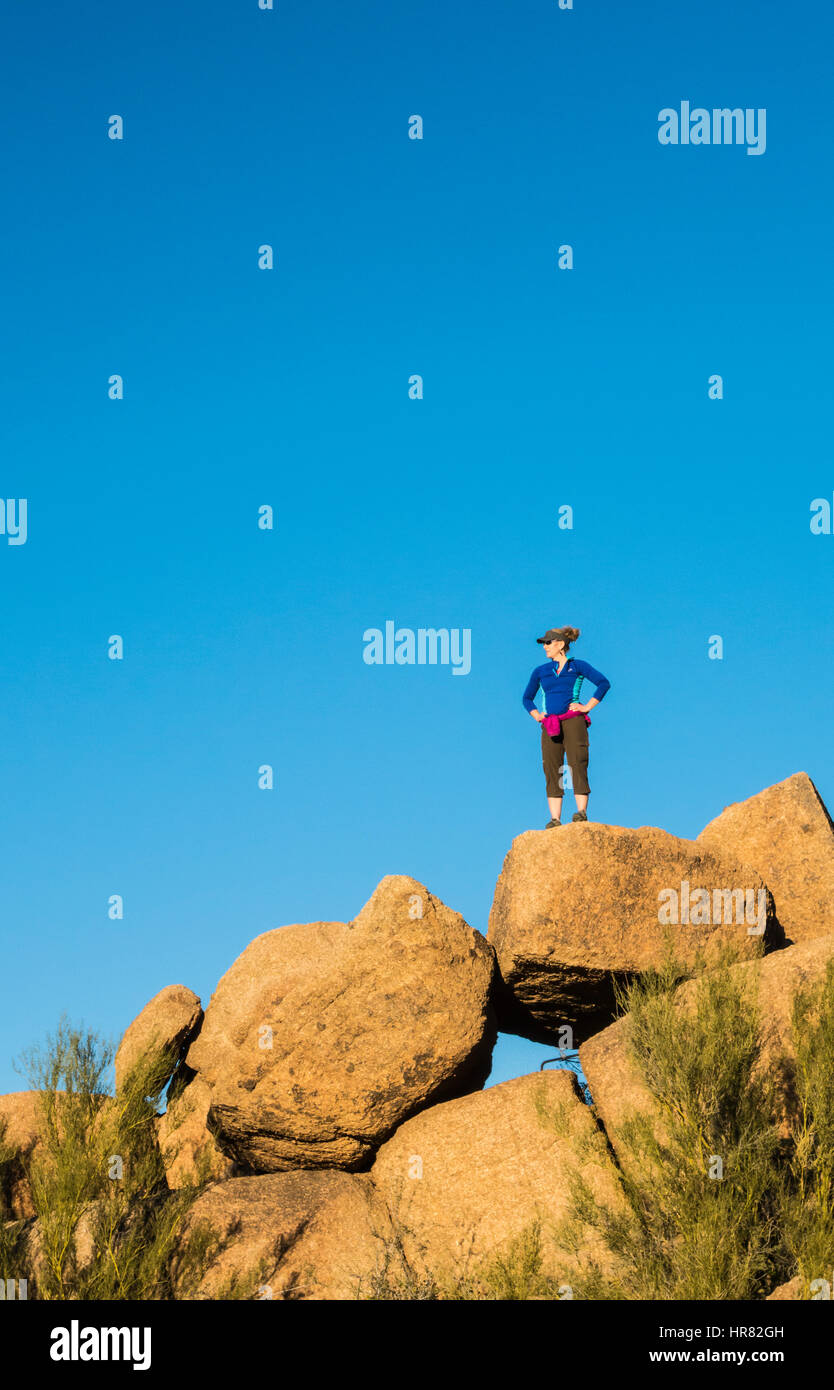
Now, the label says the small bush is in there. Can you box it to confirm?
[8,1018,222,1299]
[361,1213,570,1302]
[781,959,834,1289]
[558,947,834,1301]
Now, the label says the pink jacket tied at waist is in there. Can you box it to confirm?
[542,709,591,737]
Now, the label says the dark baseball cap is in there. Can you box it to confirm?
[537,628,565,644]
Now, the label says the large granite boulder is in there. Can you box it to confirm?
[186,876,497,1172]
[579,934,834,1163]
[371,1068,622,1286]
[175,1170,395,1300]
[488,823,783,1043]
[115,985,203,1093]
[698,773,834,946]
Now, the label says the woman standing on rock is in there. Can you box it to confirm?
[522,626,611,829]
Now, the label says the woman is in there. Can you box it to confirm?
[522,626,611,828]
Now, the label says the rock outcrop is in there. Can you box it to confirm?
[698,773,834,946]
[579,934,834,1163]
[115,985,203,1093]
[371,1068,621,1284]
[488,823,783,1043]
[186,876,497,1172]
[157,1073,236,1189]
[6,774,832,1302]
[174,1170,395,1300]
[0,1092,46,1219]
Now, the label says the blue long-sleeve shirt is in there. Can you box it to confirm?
[522,657,611,716]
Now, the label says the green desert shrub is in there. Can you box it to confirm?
[10,1017,221,1299]
[442,1222,564,1301]
[781,959,834,1290]
[558,945,834,1301]
[362,1215,568,1301]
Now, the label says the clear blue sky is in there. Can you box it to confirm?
[1,0,832,1095]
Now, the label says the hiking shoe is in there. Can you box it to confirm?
[572,811,588,823]
[545,818,562,829]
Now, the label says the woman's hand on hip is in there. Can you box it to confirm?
[569,702,587,713]
[530,709,545,722]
